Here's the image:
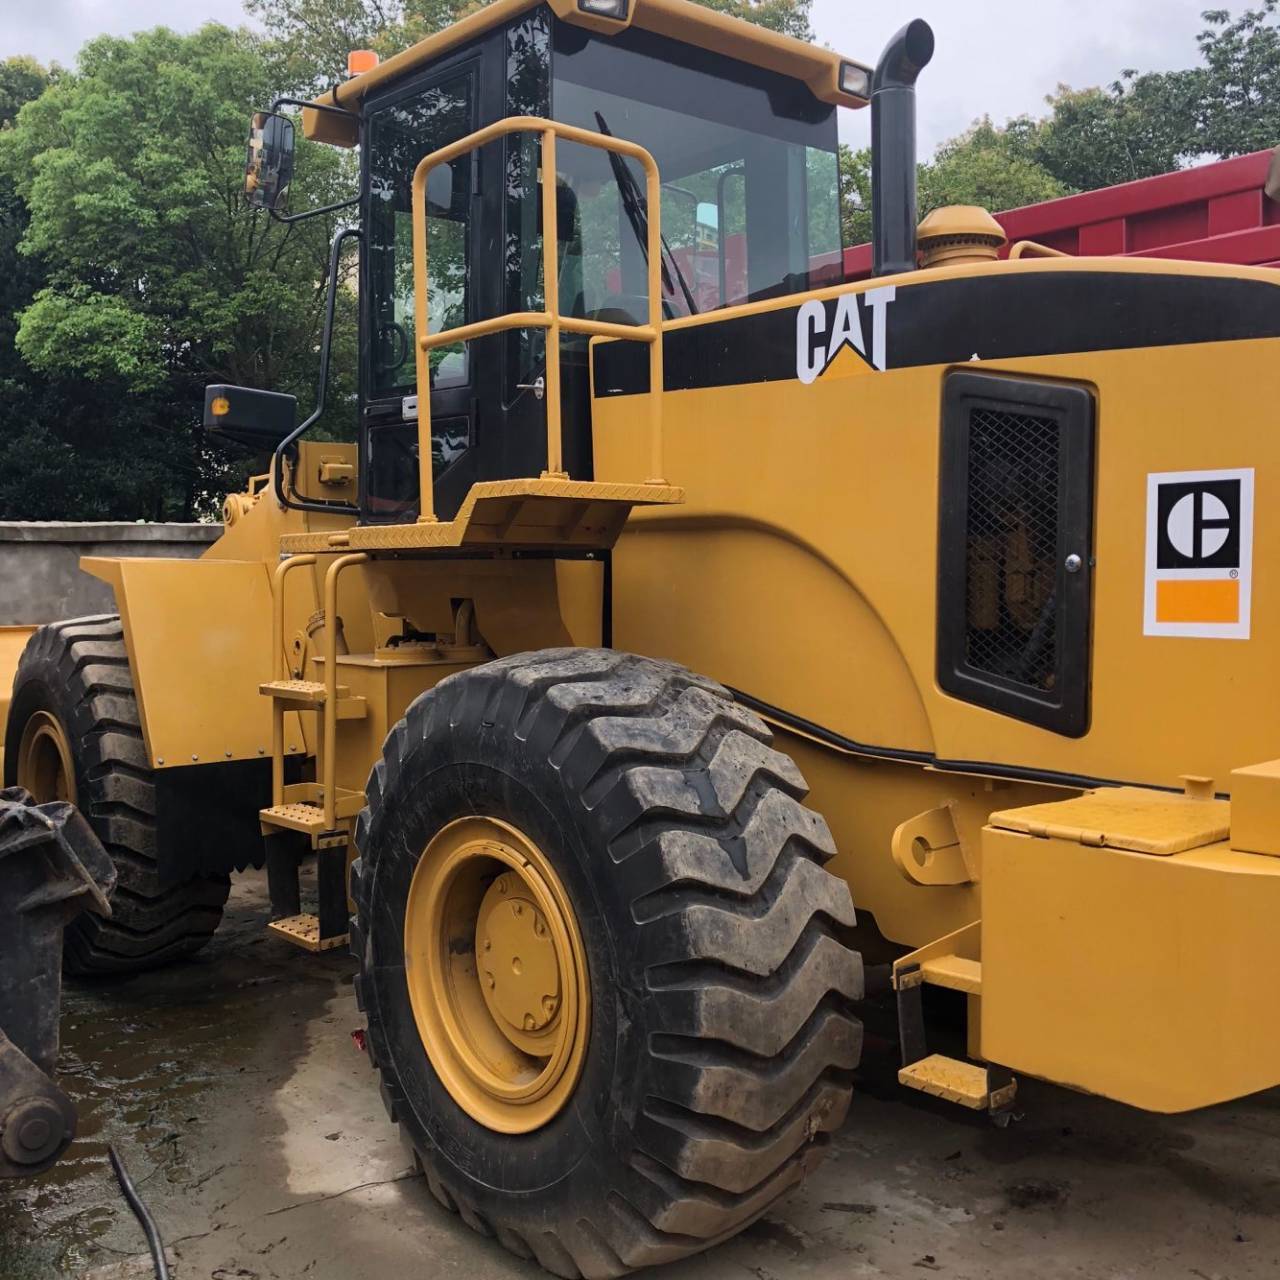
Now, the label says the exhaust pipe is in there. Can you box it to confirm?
[871,19,935,277]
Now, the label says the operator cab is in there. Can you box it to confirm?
[243,1,893,525]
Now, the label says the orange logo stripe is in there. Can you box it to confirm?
[1155,578,1239,624]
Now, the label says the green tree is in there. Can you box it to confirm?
[248,0,479,95]
[0,56,55,127]
[247,0,814,95]
[1194,1,1280,155]
[922,119,1070,213]
[838,120,1068,246]
[996,5,1280,195]
[1005,76,1194,191]
[0,26,359,518]
[693,0,812,40]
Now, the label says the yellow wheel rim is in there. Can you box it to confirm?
[403,816,590,1133]
[16,711,76,806]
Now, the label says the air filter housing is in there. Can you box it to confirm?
[918,205,1007,269]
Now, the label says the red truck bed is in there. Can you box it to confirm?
[843,148,1280,280]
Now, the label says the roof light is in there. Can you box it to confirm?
[347,49,379,77]
[578,0,629,18]
[839,61,872,99]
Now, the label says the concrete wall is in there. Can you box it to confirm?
[0,523,223,626]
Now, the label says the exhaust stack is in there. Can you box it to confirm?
[871,19,935,277]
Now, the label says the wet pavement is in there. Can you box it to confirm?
[4,869,1280,1279]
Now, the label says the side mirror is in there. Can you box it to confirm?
[245,112,296,211]
[426,163,455,218]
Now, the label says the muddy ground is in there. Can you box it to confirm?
[4,869,1280,1280]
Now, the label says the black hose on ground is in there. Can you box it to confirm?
[108,1145,171,1280]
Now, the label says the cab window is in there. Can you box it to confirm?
[509,24,840,330]
[366,71,475,402]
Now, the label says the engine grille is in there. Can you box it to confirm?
[962,408,1060,692]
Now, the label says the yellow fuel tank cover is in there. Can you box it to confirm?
[989,786,1229,857]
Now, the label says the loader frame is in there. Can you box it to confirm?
[55,0,1280,1129]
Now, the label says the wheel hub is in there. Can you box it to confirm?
[16,711,76,805]
[403,816,589,1134]
[476,874,562,1047]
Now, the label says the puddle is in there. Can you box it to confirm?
[0,871,350,1276]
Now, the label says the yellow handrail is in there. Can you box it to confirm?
[1009,239,1071,260]
[321,553,368,828]
[411,115,667,522]
[271,554,316,806]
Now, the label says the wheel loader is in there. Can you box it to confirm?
[8,0,1280,1271]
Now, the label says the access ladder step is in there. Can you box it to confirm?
[260,802,331,835]
[919,954,983,994]
[259,680,367,718]
[899,1054,1017,1112]
[261,783,364,845]
[267,913,348,953]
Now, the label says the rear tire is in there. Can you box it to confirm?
[352,649,864,1277]
[4,616,230,976]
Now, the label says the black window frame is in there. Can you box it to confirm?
[357,43,489,524]
[937,371,1096,738]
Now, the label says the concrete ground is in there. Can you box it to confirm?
[4,870,1280,1280]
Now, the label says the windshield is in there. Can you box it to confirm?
[505,20,841,369]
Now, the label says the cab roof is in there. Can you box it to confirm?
[304,0,869,145]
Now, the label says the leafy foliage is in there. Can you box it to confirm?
[2,1,1280,520]
[1003,77,1194,191]
[1193,1,1280,155]
[839,122,1069,246]
[0,27,358,518]
[843,3,1280,246]
[692,0,813,40]
[248,0,814,96]
[999,4,1280,193]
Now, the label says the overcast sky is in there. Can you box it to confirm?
[6,0,1214,153]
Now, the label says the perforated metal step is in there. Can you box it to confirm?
[267,913,348,953]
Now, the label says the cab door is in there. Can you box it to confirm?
[360,58,486,523]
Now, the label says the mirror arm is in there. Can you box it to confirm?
[264,97,362,225]
[273,224,363,516]
[269,95,357,120]
[269,195,360,227]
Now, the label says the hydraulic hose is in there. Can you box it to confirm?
[108,1145,171,1280]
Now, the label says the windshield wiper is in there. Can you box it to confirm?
[594,112,699,317]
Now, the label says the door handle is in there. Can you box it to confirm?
[516,376,546,401]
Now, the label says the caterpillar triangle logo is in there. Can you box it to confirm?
[1144,468,1254,639]
[796,287,897,384]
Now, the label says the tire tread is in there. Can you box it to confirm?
[353,649,863,1276]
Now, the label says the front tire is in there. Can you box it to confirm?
[4,616,230,975]
[352,649,864,1276]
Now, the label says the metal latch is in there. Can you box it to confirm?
[517,376,546,401]
[401,395,418,419]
